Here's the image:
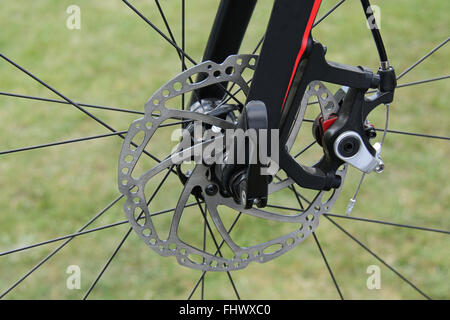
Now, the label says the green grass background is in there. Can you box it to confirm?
[0,0,448,299]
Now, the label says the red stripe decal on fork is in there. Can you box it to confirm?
[281,0,322,112]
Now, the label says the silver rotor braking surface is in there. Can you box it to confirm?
[118,56,347,271]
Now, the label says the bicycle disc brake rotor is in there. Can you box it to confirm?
[118,55,347,271]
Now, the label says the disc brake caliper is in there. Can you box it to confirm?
[322,66,397,174]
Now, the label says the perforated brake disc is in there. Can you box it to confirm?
[118,54,347,272]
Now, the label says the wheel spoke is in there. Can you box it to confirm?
[325,215,432,300]
[194,198,241,300]
[375,128,449,141]
[121,0,244,107]
[187,212,242,300]
[0,53,165,165]
[291,185,305,210]
[154,0,179,55]
[0,54,126,138]
[289,174,343,300]
[273,174,312,205]
[312,232,344,300]
[313,0,346,28]
[325,213,450,235]
[294,141,317,159]
[368,74,450,96]
[265,204,304,213]
[0,195,124,299]
[0,130,128,156]
[84,166,173,299]
[397,75,449,89]
[181,0,186,111]
[83,227,133,300]
[303,115,450,142]
[154,0,202,109]
[122,0,196,65]
[0,91,144,115]
[222,33,265,101]
[290,184,311,205]
[0,120,193,158]
[201,202,206,300]
[397,37,449,81]
[0,202,199,258]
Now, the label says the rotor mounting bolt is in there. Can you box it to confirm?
[205,184,218,196]
[338,136,360,157]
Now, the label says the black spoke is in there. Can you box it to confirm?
[291,185,311,205]
[0,54,127,138]
[0,195,124,299]
[273,174,312,205]
[122,0,195,64]
[0,91,144,115]
[122,0,244,107]
[84,166,173,299]
[291,185,305,210]
[0,90,183,127]
[274,174,312,206]
[0,92,195,128]
[154,0,179,55]
[0,121,194,157]
[201,202,206,300]
[83,227,133,300]
[0,130,128,156]
[266,204,303,213]
[0,53,165,166]
[159,119,194,128]
[312,232,344,300]
[187,212,242,300]
[222,33,265,100]
[368,74,450,95]
[375,128,449,141]
[195,31,265,109]
[0,202,199,258]
[313,0,346,28]
[181,0,186,110]
[154,0,201,109]
[294,141,317,159]
[194,198,241,300]
[325,215,432,300]
[288,170,343,300]
[253,34,265,54]
[289,172,343,300]
[397,37,449,81]
[325,213,450,235]
[397,75,449,89]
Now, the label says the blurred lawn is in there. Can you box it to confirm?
[0,0,448,299]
